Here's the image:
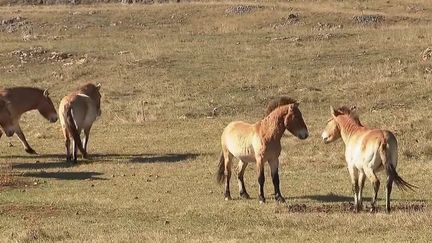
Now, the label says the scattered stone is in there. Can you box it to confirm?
[134,196,139,199]
[225,5,263,15]
[271,14,302,29]
[1,16,30,33]
[353,15,385,25]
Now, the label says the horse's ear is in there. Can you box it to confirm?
[330,106,339,117]
[350,105,357,112]
[96,83,101,90]
[43,89,50,97]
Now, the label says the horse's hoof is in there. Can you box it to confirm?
[240,192,250,199]
[259,196,266,204]
[224,196,232,201]
[275,195,286,203]
[25,148,37,154]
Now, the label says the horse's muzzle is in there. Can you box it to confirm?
[297,130,309,140]
[49,114,58,123]
[5,128,14,137]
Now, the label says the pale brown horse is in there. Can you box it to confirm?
[0,87,58,154]
[59,83,101,163]
[217,97,309,203]
[0,98,15,137]
[322,106,416,213]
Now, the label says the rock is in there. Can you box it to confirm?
[353,15,385,25]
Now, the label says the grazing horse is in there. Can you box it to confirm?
[217,97,309,203]
[321,106,416,213]
[0,99,15,137]
[0,87,58,154]
[59,83,102,163]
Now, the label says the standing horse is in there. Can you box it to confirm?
[59,83,102,163]
[0,98,15,137]
[321,106,416,213]
[217,98,309,203]
[0,87,58,154]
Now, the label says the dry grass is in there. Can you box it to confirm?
[1,1,432,242]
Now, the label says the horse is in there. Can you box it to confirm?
[59,83,102,163]
[321,106,416,213]
[217,97,309,203]
[0,87,58,154]
[0,98,15,137]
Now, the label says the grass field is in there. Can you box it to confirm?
[1,1,432,242]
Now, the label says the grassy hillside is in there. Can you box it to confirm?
[1,1,432,242]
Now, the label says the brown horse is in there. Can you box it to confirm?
[0,87,58,154]
[0,98,15,137]
[217,97,309,203]
[59,83,101,163]
[321,106,416,213]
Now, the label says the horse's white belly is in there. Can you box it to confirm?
[226,139,255,163]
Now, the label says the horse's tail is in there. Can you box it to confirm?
[380,142,416,191]
[65,104,87,157]
[216,153,225,184]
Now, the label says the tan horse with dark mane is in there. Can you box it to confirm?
[217,97,309,203]
[59,83,101,163]
[0,98,15,137]
[322,106,416,213]
[0,87,58,154]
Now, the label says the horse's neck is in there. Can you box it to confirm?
[338,116,364,144]
[8,89,41,114]
[259,113,285,143]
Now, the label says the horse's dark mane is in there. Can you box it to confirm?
[265,96,297,116]
[335,106,362,126]
[78,83,97,92]
[335,106,352,115]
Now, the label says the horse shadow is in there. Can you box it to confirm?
[293,193,428,203]
[10,152,205,170]
[22,171,106,180]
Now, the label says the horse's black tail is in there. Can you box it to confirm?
[216,153,225,184]
[65,105,87,158]
[380,142,417,191]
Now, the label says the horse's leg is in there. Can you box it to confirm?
[237,160,249,199]
[269,158,285,203]
[364,168,380,212]
[0,129,3,139]
[256,156,265,204]
[386,173,394,213]
[348,166,360,212]
[223,151,233,200]
[14,123,37,154]
[73,128,84,162]
[358,170,366,210]
[83,126,92,158]
[72,139,78,163]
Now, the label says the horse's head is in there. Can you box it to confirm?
[0,99,15,137]
[38,89,58,123]
[283,103,309,140]
[322,106,360,143]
